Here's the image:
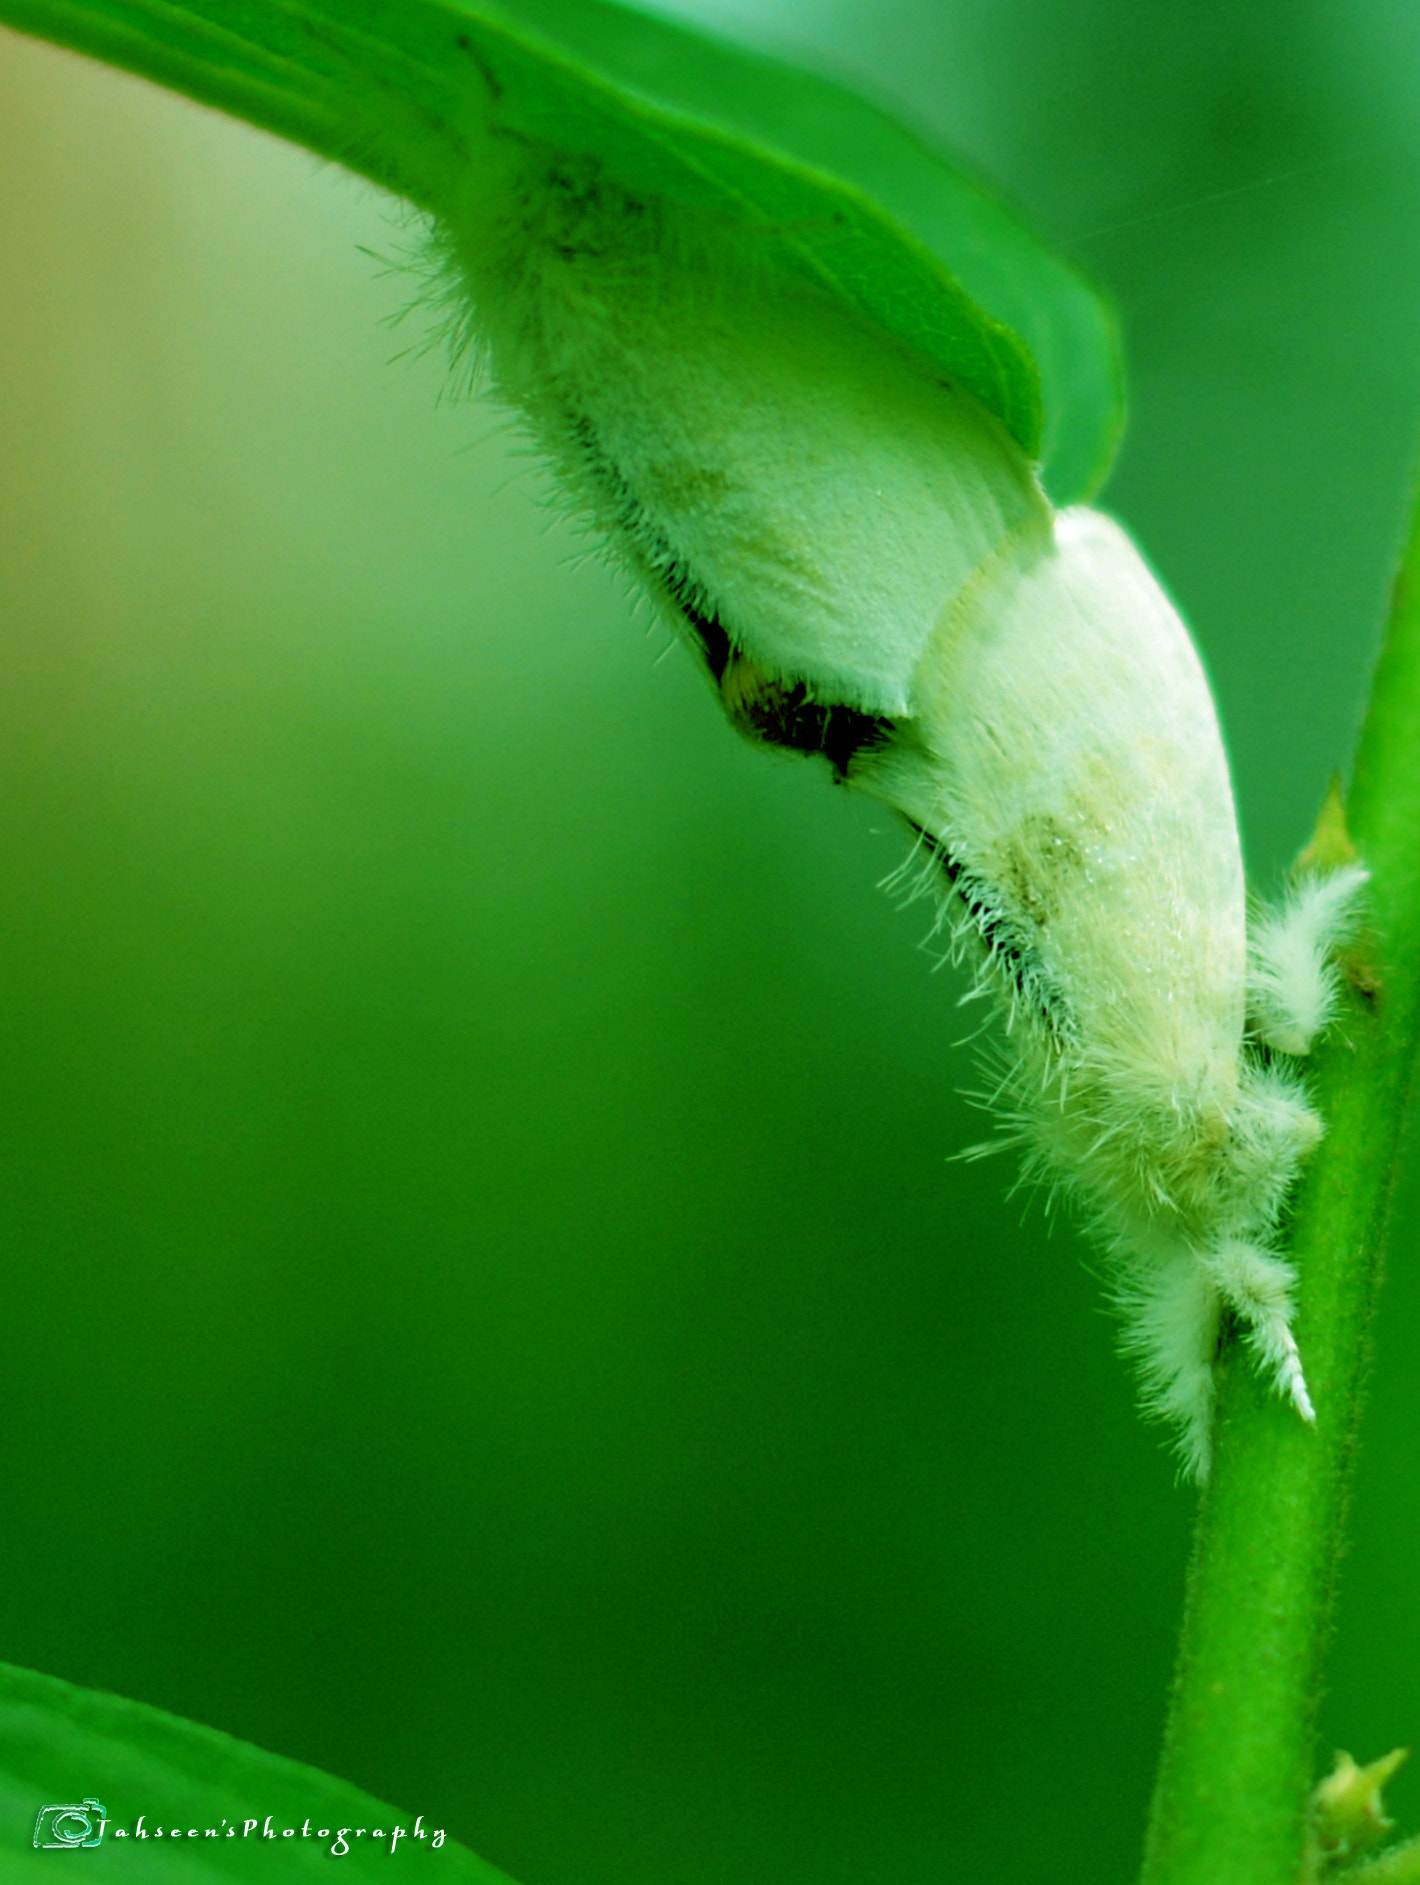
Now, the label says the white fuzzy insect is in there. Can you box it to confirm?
[434,126,1365,1479]
[862,510,1366,1478]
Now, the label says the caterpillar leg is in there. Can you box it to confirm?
[1202,1238,1315,1424]
[1248,863,1369,1056]
[1119,1249,1223,1483]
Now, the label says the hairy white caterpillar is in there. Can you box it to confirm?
[431,122,1365,1479]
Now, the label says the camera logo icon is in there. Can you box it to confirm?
[33,1800,109,1849]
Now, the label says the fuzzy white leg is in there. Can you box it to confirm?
[1248,864,1369,1057]
[1118,1250,1223,1482]
[1202,1238,1315,1423]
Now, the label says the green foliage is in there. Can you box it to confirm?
[0,0,1121,501]
[1,1661,518,1878]
[0,3,1417,1884]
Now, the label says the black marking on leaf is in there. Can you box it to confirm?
[723,666,894,779]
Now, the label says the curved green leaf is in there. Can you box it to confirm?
[0,1662,518,1880]
[0,0,1122,502]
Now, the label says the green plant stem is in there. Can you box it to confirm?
[1140,484,1420,1885]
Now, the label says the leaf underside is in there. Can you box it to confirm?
[0,0,1123,504]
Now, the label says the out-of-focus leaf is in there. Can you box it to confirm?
[0,1662,519,1879]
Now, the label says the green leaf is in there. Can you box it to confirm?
[0,0,1122,503]
[0,1661,519,1879]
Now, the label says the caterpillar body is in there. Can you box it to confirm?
[433,123,1365,1478]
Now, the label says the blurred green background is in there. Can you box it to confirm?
[2,3,1419,1878]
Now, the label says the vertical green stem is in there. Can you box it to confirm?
[1140,484,1420,1885]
